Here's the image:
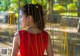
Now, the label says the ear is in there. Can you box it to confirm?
[28,15,33,22]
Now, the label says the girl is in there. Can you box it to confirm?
[11,4,53,56]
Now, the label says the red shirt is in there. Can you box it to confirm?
[18,30,49,56]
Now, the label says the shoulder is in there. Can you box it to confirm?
[14,30,20,40]
[43,30,49,36]
[44,31,51,40]
[13,31,20,45]
[14,30,24,36]
[13,35,19,41]
[13,36,19,47]
[43,30,50,40]
[14,31,18,36]
[14,31,19,40]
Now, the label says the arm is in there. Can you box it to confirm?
[11,36,19,56]
[46,35,54,56]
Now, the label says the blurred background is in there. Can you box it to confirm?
[0,0,80,56]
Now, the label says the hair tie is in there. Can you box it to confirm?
[36,5,38,8]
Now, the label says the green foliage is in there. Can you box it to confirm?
[11,0,18,3]
[8,4,18,12]
[8,0,18,12]
[0,0,18,12]
[73,0,78,2]
[0,0,78,17]
[24,0,31,4]
[55,0,73,3]
[60,12,77,16]
[0,0,10,11]
[67,3,77,10]
[53,2,78,16]
[53,4,66,10]
[20,0,31,7]
[53,3,77,11]
[32,0,47,9]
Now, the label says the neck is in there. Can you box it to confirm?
[22,24,42,34]
[28,24,37,29]
[22,24,38,30]
[27,27,42,34]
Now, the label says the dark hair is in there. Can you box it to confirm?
[21,4,45,31]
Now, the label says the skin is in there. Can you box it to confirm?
[11,12,54,56]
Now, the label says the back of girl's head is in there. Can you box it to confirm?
[21,4,45,31]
